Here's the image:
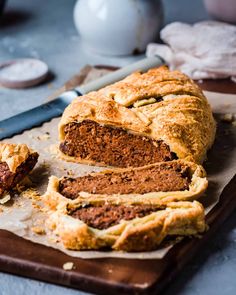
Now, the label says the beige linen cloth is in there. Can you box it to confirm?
[146,21,236,81]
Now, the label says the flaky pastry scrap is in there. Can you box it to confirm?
[0,143,38,196]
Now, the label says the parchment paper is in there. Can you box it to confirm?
[0,67,235,259]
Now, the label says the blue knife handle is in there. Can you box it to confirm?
[0,90,81,140]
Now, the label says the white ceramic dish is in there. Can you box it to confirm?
[0,58,48,88]
[74,0,163,56]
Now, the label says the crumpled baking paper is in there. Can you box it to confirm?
[0,65,235,260]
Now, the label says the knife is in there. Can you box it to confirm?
[0,56,164,139]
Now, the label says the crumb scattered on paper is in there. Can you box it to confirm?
[66,169,74,176]
[21,188,41,201]
[32,226,46,235]
[63,262,74,270]
[35,133,51,141]
[220,113,235,123]
[0,195,11,204]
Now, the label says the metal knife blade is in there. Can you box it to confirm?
[0,56,164,139]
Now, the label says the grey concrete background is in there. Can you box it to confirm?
[1,1,236,295]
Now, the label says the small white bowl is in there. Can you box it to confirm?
[0,58,48,88]
[74,0,164,56]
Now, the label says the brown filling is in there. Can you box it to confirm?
[70,204,162,230]
[0,153,39,196]
[59,162,191,200]
[59,120,177,168]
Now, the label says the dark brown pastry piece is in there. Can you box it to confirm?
[0,150,38,196]
[59,120,177,168]
[59,161,191,200]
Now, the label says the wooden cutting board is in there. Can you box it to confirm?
[0,66,236,295]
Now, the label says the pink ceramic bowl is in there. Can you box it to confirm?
[204,0,236,23]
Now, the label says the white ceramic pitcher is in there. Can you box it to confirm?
[74,0,164,56]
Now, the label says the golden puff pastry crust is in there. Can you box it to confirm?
[0,143,36,173]
[42,160,208,210]
[0,143,38,196]
[59,66,216,165]
[47,199,206,252]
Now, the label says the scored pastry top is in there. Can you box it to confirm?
[59,66,216,164]
[99,67,206,107]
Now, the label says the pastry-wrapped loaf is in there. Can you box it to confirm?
[59,66,216,167]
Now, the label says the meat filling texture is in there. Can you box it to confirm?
[59,120,177,168]
[59,162,191,200]
[70,204,162,230]
[0,153,38,196]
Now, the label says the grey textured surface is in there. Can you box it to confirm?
[1,1,236,295]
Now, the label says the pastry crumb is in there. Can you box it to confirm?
[220,113,235,123]
[48,236,59,244]
[35,133,51,141]
[0,194,11,204]
[32,226,46,235]
[21,188,41,201]
[32,203,42,210]
[63,262,74,270]
[66,169,74,176]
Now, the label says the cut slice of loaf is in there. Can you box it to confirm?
[47,199,206,251]
[43,159,207,210]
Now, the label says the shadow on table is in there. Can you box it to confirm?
[0,9,33,28]
[205,114,236,175]
[41,71,56,85]
[199,115,236,208]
